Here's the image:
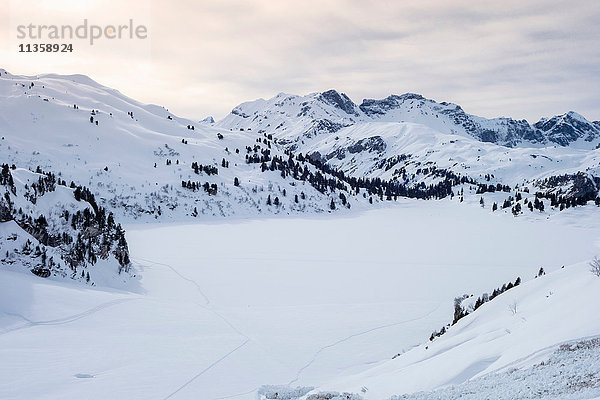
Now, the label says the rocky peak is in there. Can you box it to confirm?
[318,90,358,116]
[534,111,600,146]
[359,93,427,116]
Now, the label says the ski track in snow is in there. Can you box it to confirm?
[131,257,249,340]
[0,298,138,336]
[1,256,255,400]
[132,257,259,399]
[132,257,211,305]
[162,339,251,400]
[287,302,443,386]
[132,257,446,399]
[205,304,446,400]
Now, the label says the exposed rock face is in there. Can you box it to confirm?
[359,93,426,116]
[542,172,600,201]
[305,119,347,137]
[327,136,387,161]
[231,108,250,118]
[0,198,12,222]
[347,136,387,154]
[534,112,600,146]
[318,90,358,116]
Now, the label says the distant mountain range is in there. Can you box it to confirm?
[219,89,600,148]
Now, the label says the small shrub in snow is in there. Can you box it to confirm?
[535,267,545,278]
[590,256,600,277]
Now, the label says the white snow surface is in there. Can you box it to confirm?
[388,337,600,400]
[1,201,599,399]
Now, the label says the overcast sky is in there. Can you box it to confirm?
[2,0,599,122]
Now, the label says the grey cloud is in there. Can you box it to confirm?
[3,0,599,122]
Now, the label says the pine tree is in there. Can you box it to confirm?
[512,202,522,216]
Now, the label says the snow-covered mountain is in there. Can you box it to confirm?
[0,69,367,223]
[219,89,600,148]
[218,89,600,210]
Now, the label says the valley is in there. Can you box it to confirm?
[0,69,599,399]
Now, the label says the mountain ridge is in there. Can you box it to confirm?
[0,68,598,230]
[219,88,600,149]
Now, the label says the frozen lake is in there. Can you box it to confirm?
[1,200,598,399]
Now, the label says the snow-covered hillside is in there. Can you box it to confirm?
[0,69,368,224]
[0,164,133,287]
[302,260,600,399]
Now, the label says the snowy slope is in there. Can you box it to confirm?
[390,337,600,400]
[0,165,134,287]
[0,69,367,222]
[305,261,600,399]
[300,121,600,186]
